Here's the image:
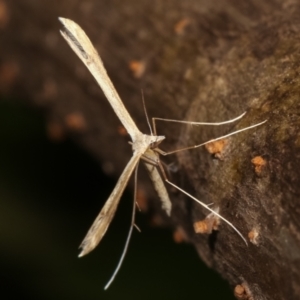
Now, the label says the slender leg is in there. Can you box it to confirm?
[155,159,248,245]
[155,120,267,156]
[104,163,140,290]
[152,111,247,136]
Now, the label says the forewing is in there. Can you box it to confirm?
[59,17,140,139]
[79,152,142,257]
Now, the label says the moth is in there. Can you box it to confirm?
[59,17,266,288]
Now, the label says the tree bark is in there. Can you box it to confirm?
[2,1,300,299]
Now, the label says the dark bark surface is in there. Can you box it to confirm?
[1,1,300,299]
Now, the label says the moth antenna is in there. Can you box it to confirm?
[141,89,153,135]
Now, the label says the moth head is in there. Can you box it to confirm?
[150,135,165,148]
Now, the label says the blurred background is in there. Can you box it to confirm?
[0,98,235,299]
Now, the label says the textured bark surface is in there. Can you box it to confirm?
[1,1,300,299]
